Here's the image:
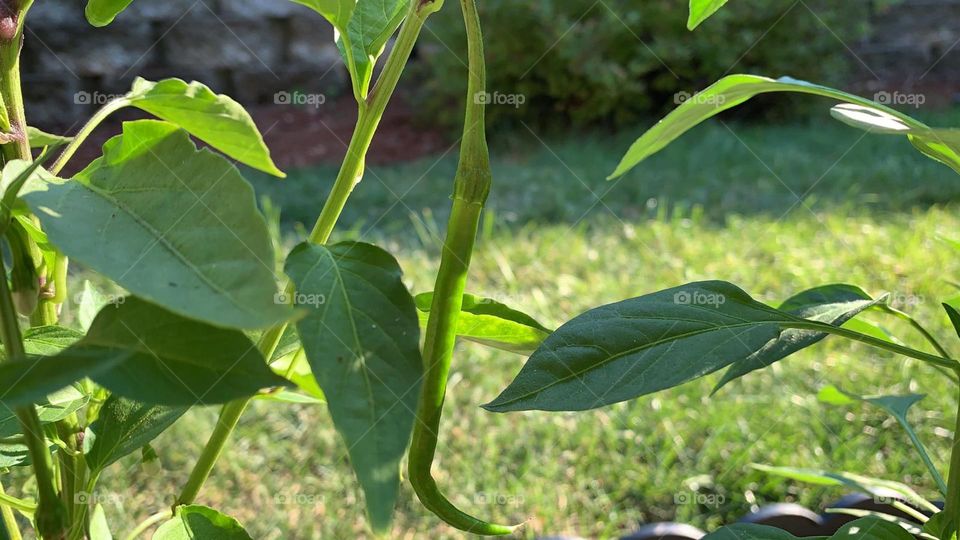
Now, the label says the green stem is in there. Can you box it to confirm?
[174,398,249,506]
[0,254,65,538]
[784,319,959,371]
[0,483,23,540]
[407,0,517,535]
[0,14,30,163]
[49,99,127,176]
[945,393,960,535]
[123,510,171,540]
[176,0,442,507]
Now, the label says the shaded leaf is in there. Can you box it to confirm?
[415,292,551,354]
[285,241,421,531]
[24,120,292,330]
[85,395,186,473]
[715,284,881,391]
[486,281,846,412]
[59,297,291,406]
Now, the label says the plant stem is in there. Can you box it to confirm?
[0,253,65,538]
[49,99,128,176]
[123,510,171,540]
[175,396,249,506]
[176,0,442,507]
[0,482,25,540]
[945,393,960,535]
[784,319,960,371]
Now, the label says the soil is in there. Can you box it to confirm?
[55,92,451,177]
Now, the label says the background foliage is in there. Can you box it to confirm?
[418,0,873,129]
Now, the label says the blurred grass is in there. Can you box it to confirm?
[91,112,960,539]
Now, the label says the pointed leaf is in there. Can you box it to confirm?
[688,0,729,29]
[486,281,840,412]
[715,284,881,391]
[26,127,72,149]
[124,78,284,176]
[152,505,252,540]
[703,524,814,540]
[85,0,136,27]
[337,0,409,98]
[751,465,939,514]
[285,241,421,532]
[90,504,113,540]
[51,298,291,406]
[610,75,960,178]
[414,292,551,354]
[24,120,292,330]
[290,0,356,29]
[85,395,187,473]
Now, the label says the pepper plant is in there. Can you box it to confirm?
[0,0,530,537]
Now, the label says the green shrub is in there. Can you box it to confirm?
[417,0,872,129]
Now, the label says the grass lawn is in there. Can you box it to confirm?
[90,111,960,539]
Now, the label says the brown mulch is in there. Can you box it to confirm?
[56,93,451,177]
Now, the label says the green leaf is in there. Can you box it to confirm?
[610,75,960,178]
[26,127,72,149]
[285,241,422,532]
[152,505,252,540]
[337,0,409,98]
[825,510,931,539]
[290,0,356,29]
[702,524,813,540]
[124,78,284,176]
[485,281,844,412]
[703,517,914,540]
[751,464,939,514]
[85,395,186,473]
[267,329,326,401]
[23,120,292,330]
[85,0,136,27]
[60,297,292,406]
[90,504,112,540]
[817,385,946,495]
[944,303,960,341]
[922,513,954,540]
[688,0,729,30]
[0,327,110,410]
[714,284,881,391]
[76,281,111,332]
[414,292,551,354]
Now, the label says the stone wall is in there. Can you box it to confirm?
[22,0,347,127]
[17,0,960,129]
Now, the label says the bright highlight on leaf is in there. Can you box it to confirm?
[414,292,551,354]
[610,74,960,179]
[84,0,137,27]
[688,0,729,30]
[153,505,253,540]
